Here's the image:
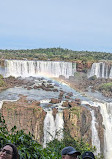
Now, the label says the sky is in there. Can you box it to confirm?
[0,0,112,53]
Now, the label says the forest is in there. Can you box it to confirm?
[0,48,112,62]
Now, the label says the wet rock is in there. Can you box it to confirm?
[62,101,69,107]
[52,108,58,119]
[59,91,65,99]
[65,95,70,99]
[46,84,54,88]
[68,101,78,107]
[50,98,61,104]
[27,86,32,90]
[67,92,73,97]
[75,98,81,105]
[52,88,58,92]
[33,85,38,89]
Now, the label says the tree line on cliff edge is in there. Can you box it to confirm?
[0,48,112,61]
[0,113,103,159]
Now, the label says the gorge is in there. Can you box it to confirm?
[0,59,112,159]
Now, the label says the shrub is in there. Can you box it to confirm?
[0,74,5,87]
[89,75,97,80]
[98,82,112,92]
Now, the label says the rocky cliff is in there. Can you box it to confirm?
[0,96,46,144]
[62,103,104,154]
[0,95,104,154]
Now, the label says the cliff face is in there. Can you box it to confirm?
[76,61,92,72]
[63,104,104,154]
[63,105,92,144]
[0,95,104,154]
[0,96,46,144]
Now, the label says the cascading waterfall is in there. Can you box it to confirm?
[55,110,64,140]
[5,60,76,78]
[109,67,112,78]
[91,110,100,155]
[43,110,64,147]
[0,101,3,109]
[43,111,56,147]
[100,102,112,159]
[88,62,112,78]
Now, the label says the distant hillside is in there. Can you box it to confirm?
[0,48,112,61]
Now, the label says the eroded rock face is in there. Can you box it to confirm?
[63,104,104,154]
[62,100,81,108]
[0,96,46,144]
[52,108,58,119]
[63,105,92,143]
[76,61,92,72]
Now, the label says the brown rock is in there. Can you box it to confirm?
[50,98,61,104]
[1,96,45,144]
[52,108,58,119]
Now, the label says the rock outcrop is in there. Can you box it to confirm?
[63,104,104,154]
[0,96,46,144]
[63,105,92,144]
[76,61,92,72]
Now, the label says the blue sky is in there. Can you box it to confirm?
[0,0,112,53]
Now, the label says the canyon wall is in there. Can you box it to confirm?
[63,103,104,154]
[0,96,105,155]
[0,96,46,144]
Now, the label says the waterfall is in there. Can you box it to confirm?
[100,102,112,159]
[5,60,76,78]
[0,101,3,109]
[88,62,112,79]
[43,110,64,147]
[55,111,64,140]
[109,67,112,78]
[91,110,100,155]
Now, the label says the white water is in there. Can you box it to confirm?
[100,102,112,159]
[88,62,112,78]
[43,110,63,147]
[55,111,64,140]
[5,60,76,78]
[91,110,100,155]
[0,101,3,109]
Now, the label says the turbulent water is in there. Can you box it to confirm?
[88,62,112,78]
[43,109,64,147]
[91,110,100,155]
[5,60,76,78]
[0,60,112,158]
[100,102,112,159]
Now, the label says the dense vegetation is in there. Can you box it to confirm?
[0,48,112,62]
[98,82,112,92]
[0,74,6,87]
[0,113,103,159]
